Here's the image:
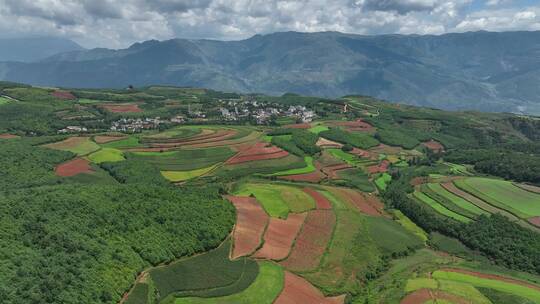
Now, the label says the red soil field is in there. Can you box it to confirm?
[410,177,428,186]
[422,140,445,152]
[349,147,373,158]
[279,170,326,183]
[330,188,383,216]
[0,133,19,139]
[226,142,288,164]
[274,271,345,304]
[93,135,127,144]
[283,123,311,129]
[55,158,93,177]
[440,268,540,291]
[148,130,236,148]
[303,188,332,209]
[400,289,468,304]
[322,163,352,179]
[226,196,269,259]
[252,213,306,260]
[101,104,142,113]
[280,210,336,271]
[44,136,89,150]
[528,217,540,227]
[51,91,76,100]
[370,143,404,155]
[333,119,373,132]
[367,160,390,174]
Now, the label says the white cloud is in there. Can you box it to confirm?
[0,0,537,48]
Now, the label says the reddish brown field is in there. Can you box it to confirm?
[330,188,383,216]
[410,177,428,186]
[101,104,142,113]
[528,217,540,227]
[226,196,269,259]
[0,133,19,139]
[322,163,352,179]
[349,147,373,158]
[283,123,311,129]
[93,135,128,144]
[440,268,540,291]
[274,271,345,304]
[44,136,89,150]
[253,213,306,260]
[422,140,445,152]
[55,158,93,177]
[332,119,373,132]
[303,188,332,209]
[148,130,236,148]
[51,91,76,100]
[226,142,288,164]
[367,160,390,174]
[279,170,325,183]
[280,210,336,271]
[370,143,404,155]
[400,289,468,304]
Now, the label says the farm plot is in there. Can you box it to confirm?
[102,136,140,149]
[280,210,336,272]
[270,156,315,176]
[365,216,424,256]
[145,239,259,302]
[55,158,93,177]
[142,126,202,141]
[322,163,353,180]
[433,269,540,303]
[335,168,375,192]
[94,135,127,144]
[226,196,269,259]
[515,183,540,194]
[278,168,326,183]
[375,173,392,191]
[161,164,217,182]
[274,271,345,304]
[316,137,342,149]
[0,96,11,105]
[234,183,315,218]
[0,133,19,139]
[175,261,284,304]
[425,183,489,217]
[328,187,384,216]
[413,191,471,223]
[88,148,125,164]
[100,103,142,113]
[303,188,332,209]
[226,142,288,164]
[218,154,306,179]
[253,212,306,260]
[454,178,540,219]
[129,147,235,171]
[43,136,100,156]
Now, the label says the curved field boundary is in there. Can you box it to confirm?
[252,213,307,260]
[175,261,284,304]
[413,191,471,223]
[316,137,343,149]
[274,271,345,304]
[453,178,538,219]
[270,156,316,177]
[303,188,332,209]
[186,130,261,149]
[226,196,269,259]
[278,170,325,183]
[434,269,540,302]
[427,183,488,216]
[420,184,481,219]
[321,163,353,180]
[515,183,540,194]
[161,164,218,182]
[226,148,289,165]
[93,135,128,144]
[280,210,336,272]
[148,130,237,148]
[87,148,125,164]
[400,289,469,304]
[55,158,93,177]
[43,136,100,156]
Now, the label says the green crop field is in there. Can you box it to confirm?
[102,136,141,149]
[124,279,155,304]
[336,168,375,192]
[427,183,489,216]
[365,216,424,255]
[235,183,315,217]
[375,173,392,191]
[308,125,329,134]
[129,147,234,171]
[393,210,428,243]
[88,148,125,163]
[175,262,284,304]
[270,156,315,176]
[147,239,259,302]
[0,97,11,105]
[432,271,540,303]
[161,164,217,182]
[413,191,472,223]
[144,126,201,140]
[219,154,306,179]
[455,178,540,218]
[327,148,358,165]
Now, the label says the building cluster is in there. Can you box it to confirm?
[218,99,316,124]
[110,116,185,133]
[58,126,88,134]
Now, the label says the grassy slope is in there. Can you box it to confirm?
[413,191,472,223]
[427,183,489,216]
[88,148,125,163]
[270,156,315,176]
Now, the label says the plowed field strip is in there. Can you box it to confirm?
[252,213,306,260]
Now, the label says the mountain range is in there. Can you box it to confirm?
[0,37,84,62]
[1,31,540,114]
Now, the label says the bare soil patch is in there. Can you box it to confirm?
[55,158,93,177]
[226,142,288,164]
[253,213,306,260]
[0,133,19,139]
[44,136,89,150]
[528,217,540,227]
[331,188,383,216]
[51,91,76,100]
[316,137,343,149]
[226,196,269,259]
[280,210,336,271]
[422,139,445,152]
[283,123,311,129]
[367,160,390,174]
[303,188,332,209]
[101,103,142,113]
[332,119,374,132]
[274,271,345,304]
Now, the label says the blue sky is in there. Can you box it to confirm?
[0,0,538,48]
